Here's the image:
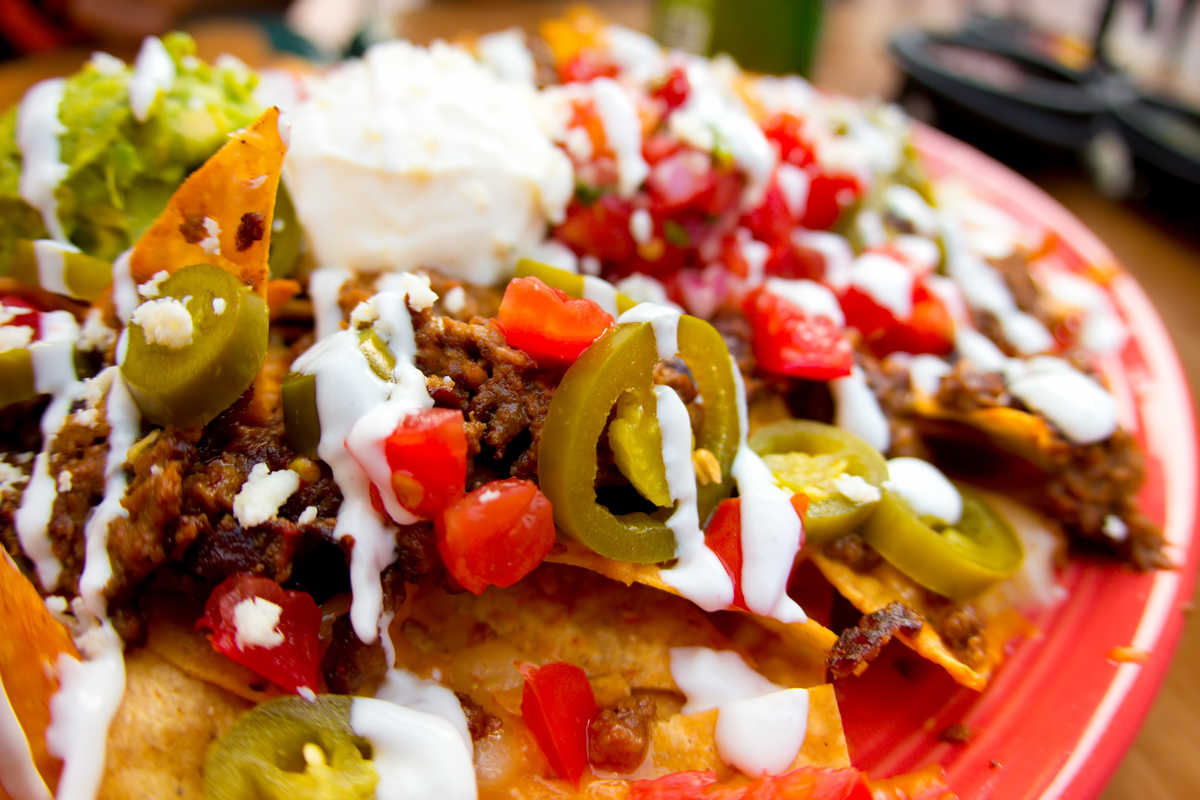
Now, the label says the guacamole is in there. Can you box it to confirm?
[0,33,262,271]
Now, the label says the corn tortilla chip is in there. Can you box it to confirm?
[547,541,838,657]
[129,107,287,296]
[0,550,77,795]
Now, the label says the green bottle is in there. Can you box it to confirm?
[654,0,825,77]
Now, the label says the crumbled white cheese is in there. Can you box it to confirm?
[379,272,438,311]
[233,462,300,528]
[137,270,170,298]
[349,299,380,329]
[212,297,227,315]
[199,216,221,255]
[832,474,881,505]
[233,596,285,650]
[1103,514,1129,542]
[0,325,33,351]
[476,487,501,504]
[131,297,194,349]
[297,505,318,525]
[77,308,117,353]
[0,459,27,495]
[72,407,99,428]
[57,471,72,493]
[442,286,466,315]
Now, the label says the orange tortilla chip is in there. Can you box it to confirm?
[129,107,287,296]
[0,550,78,794]
[651,685,850,777]
[910,392,1066,469]
[811,552,1026,690]
[547,541,838,656]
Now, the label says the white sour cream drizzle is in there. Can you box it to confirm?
[0,672,52,800]
[1004,357,1117,444]
[885,457,962,525]
[582,275,620,318]
[763,278,843,325]
[292,281,434,641]
[14,312,84,589]
[77,366,141,618]
[587,79,648,197]
[791,230,853,290]
[128,36,175,122]
[348,697,476,800]
[309,267,352,340]
[830,367,890,454]
[17,78,69,242]
[669,647,809,777]
[46,623,126,800]
[32,240,82,296]
[907,354,952,397]
[848,252,913,319]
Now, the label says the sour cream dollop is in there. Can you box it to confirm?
[284,41,573,285]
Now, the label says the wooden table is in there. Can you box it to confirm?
[1,2,1196,797]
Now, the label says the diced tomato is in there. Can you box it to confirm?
[630,767,872,800]
[765,241,827,282]
[762,112,816,168]
[839,281,954,357]
[742,179,796,245]
[558,51,620,83]
[497,276,614,366]
[647,150,721,214]
[0,296,40,338]
[519,661,598,784]
[800,172,862,231]
[555,195,637,264]
[436,478,556,594]
[864,243,935,280]
[742,287,854,380]
[200,574,322,694]
[704,494,809,611]
[650,66,691,112]
[643,133,684,165]
[383,408,467,518]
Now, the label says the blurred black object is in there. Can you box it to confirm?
[890,5,1200,207]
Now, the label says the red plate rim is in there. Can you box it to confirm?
[839,125,1200,799]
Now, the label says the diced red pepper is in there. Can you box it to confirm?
[762,112,816,168]
[742,287,854,381]
[650,66,692,111]
[839,281,954,357]
[497,276,615,366]
[199,574,322,694]
[383,408,467,519]
[800,172,862,231]
[0,296,40,338]
[630,766,873,800]
[520,661,599,784]
[436,478,556,595]
[704,494,809,611]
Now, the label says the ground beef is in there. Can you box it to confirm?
[1041,429,1168,569]
[991,253,1050,321]
[456,692,502,741]
[822,532,883,573]
[856,345,926,458]
[42,414,111,594]
[322,613,387,694]
[827,602,923,680]
[925,597,987,669]
[588,694,656,773]
[934,362,1010,413]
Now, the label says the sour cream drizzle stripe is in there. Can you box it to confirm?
[128,36,175,122]
[0,672,52,800]
[349,697,476,800]
[14,312,84,590]
[33,240,81,296]
[17,78,69,242]
[309,267,352,340]
[582,275,619,319]
[78,366,140,618]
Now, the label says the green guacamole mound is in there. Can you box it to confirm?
[0,32,263,271]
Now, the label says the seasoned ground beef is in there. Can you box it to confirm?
[827,602,923,680]
[587,694,656,773]
[934,362,1010,413]
[322,613,386,694]
[457,692,503,741]
[822,532,882,573]
[925,596,986,669]
[856,345,926,458]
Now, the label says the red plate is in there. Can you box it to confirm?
[834,126,1200,798]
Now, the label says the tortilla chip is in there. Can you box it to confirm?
[97,648,249,800]
[129,107,287,296]
[547,541,838,657]
[810,553,1025,690]
[651,685,849,777]
[266,278,301,317]
[0,550,77,794]
[910,391,1065,469]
